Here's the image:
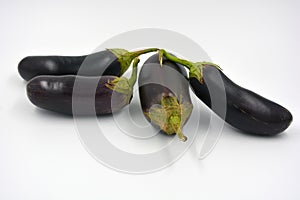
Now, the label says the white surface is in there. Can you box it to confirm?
[0,0,299,199]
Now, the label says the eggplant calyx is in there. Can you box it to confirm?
[146,95,192,142]
[158,49,222,84]
[105,77,132,106]
[128,57,139,88]
[189,63,204,84]
[105,57,140,102]
[108,48,159,75]
[105,77,132,95]
[158,49,202,83]
[108,48,129,58]
[189,62,222,83]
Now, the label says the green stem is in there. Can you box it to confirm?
[159,49,203,82]
[108,48,158,75]
[128,48,159,60]
[159,49,222,83]
[159,49,193,69]
[128,57,140,88]
[176,129,187,142]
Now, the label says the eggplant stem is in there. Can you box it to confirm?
[159,49,221,83]
[158,49,202,82]
[108,48,158,75]
[169,114,187,142]
[128,57,140,88]
[128,48,159,60]
[176,128,187,142]
[159,49,193,69]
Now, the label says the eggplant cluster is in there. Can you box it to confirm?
[19,47,293,141]
[20,48,156,116]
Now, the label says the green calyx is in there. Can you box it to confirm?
[145,95,193,142]
[108,48,158,75]
[158,49,222,84]
[105,57,140,104]
[189,62,203,83]
[105,77,132,106]
[105,77,132,95]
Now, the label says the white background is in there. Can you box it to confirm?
[0,0,299,199]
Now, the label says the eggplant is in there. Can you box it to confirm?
[189,65,293,136]
[159,50,292,136]
[138,54,193,141]
[18,48,157,81]
[27,58,140,115]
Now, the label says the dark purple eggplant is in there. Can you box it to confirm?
[138,54,193,141]
[27,58,140,115]
[160,50,293,136]
[19,48,157,81]
[189,65,293,136]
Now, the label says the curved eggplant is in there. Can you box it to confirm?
[190,65,293,136]
[27,58,140,115]
[138,54,193,141]
[19,48,157,81]
[159,50,293,136]
[26,75,130,115]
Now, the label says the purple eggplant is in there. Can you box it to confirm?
[189,65,293,136]
[138,54,193,141]
[19,48,157,81]
[27,58,140,115]
[160,50,293,136]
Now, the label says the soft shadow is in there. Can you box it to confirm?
[33,107,120,120]
[189,101,292,165]
[33,108,74,120]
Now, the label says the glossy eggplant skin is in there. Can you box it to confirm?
[19,50,121,81]
[190,65,293,136]
[139,54,190,112]
[27,75,131,115]
[138,54,192,139]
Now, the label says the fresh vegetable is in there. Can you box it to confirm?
[160,50,293,136]
[138,54,193,141]
[27,58,140,115]
[189,65,293,135]
[19,48,157,81]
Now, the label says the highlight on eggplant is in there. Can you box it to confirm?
[138,54,193,141]
[189,65,293,136]
[26,58,140,116]
[18,48,158,81]
[159,50,292,136]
